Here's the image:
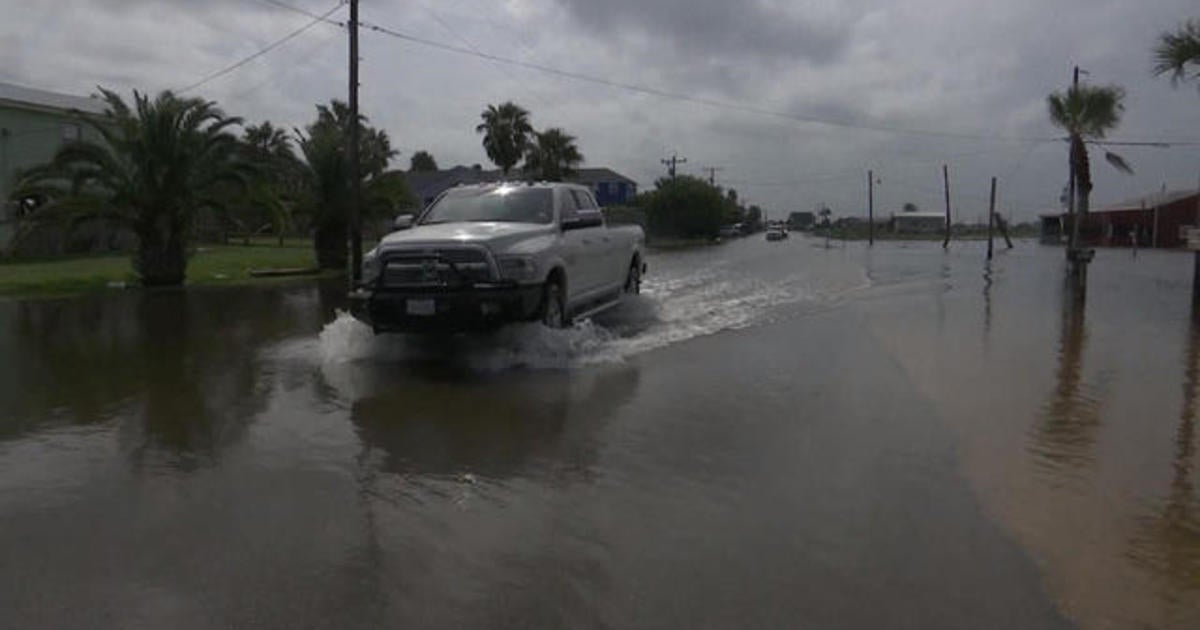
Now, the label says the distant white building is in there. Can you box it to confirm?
[890,211,944,234]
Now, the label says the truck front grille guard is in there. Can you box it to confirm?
[374,248,497,290]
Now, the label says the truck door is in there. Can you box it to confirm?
[570,189,620,293]
[557,188,598,300]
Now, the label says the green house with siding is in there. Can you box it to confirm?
[0,82,107,254]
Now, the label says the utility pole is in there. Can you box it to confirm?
[701,166,724,186]
[942,164,951,248]
[348,0,363,286]
[987,176,997,260]
[661,153,687,179]
[867,169,874,246]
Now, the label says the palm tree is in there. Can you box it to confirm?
[16,88,246,286]
[475,102,533,176]
[523,128,584,181]
[239,121,300,245]
[295,101,408,269]
[244,121,294,160]
[1154,19,1200,86]
[1047,82,1133,255]
[409,150,438,172]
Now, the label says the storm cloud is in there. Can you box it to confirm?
[550,0,854,64]
[1,0,1198,220]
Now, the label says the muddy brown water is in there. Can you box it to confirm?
[1,237,1196,628]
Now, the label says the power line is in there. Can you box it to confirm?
[357,18,1200,148]
[253,0,345,26]
[227,26,343,101]
[412,1,553,108]
[177,1,346,94]
[358,20,1056,143]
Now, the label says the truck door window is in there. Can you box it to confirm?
[570,189,599,210]
[560,190,580,224]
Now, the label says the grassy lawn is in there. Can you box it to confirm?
[0,243,331,298]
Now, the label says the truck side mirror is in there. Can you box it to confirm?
[393,214,414,231]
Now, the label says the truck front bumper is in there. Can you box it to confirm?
[349,282,544,334]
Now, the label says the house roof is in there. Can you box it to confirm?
[1098,189,1198,212]
[891,211,946,219]
[403,166,504,203]
[0,82,106,115]
[403,165,637,203]
[572,168,636,186]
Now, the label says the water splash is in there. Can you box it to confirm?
[314,270,819,371]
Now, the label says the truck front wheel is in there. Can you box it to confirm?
[624,260,641,295]
[540,278,567,329]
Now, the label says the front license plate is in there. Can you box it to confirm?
[406,299,436,316]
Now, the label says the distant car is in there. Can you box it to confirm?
[765,228,788,241]
[719,224,742,239]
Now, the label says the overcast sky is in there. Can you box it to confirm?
[3,0,1199,221]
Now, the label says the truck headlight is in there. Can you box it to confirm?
[362,248,381,284]
[497,255,538,282]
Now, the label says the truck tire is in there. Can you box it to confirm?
[624,260,641,295]
[540,278,567,328]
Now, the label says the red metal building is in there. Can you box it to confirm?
[1040,190,1200,249]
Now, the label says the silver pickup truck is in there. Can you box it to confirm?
[350,181,646,333]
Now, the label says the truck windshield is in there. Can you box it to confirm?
[422,186,554,225]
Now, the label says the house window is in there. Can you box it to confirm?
[617,182,627,200]
[597,181,609,196]
[61,124,80,144]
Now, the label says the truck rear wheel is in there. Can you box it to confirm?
[540,278,567,329]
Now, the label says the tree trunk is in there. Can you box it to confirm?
[314,219,348,270]
[1073,135,1092,219]
[135,217,187,287]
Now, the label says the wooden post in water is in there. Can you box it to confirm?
[987,177,996,260]
[942,164,951,248]
[867,169,874,246]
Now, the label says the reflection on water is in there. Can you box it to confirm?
[982,259,993,339]
[332,361,641,481]
[1127,300,1200,609]
[0,284,335,469]
[1029,276,1106,481]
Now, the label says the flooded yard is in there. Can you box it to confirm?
[1,236,1196,628]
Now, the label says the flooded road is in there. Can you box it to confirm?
[1,236,1196,628]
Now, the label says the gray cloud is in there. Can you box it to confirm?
[551,0,853,65]
[1,0,1198,220]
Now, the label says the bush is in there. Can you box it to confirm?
[638,176,725,239]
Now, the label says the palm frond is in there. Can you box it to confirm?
[1153,19,1200,85]
[1046,83,1126,139]
[1104,151,1134,175]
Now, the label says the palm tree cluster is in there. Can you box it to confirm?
[14,89,412,286]
[236,121,301,246]
[475,101,584,181]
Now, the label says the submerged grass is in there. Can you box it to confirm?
[0,243,330,298]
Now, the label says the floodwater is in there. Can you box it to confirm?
[1,236,1196,629]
